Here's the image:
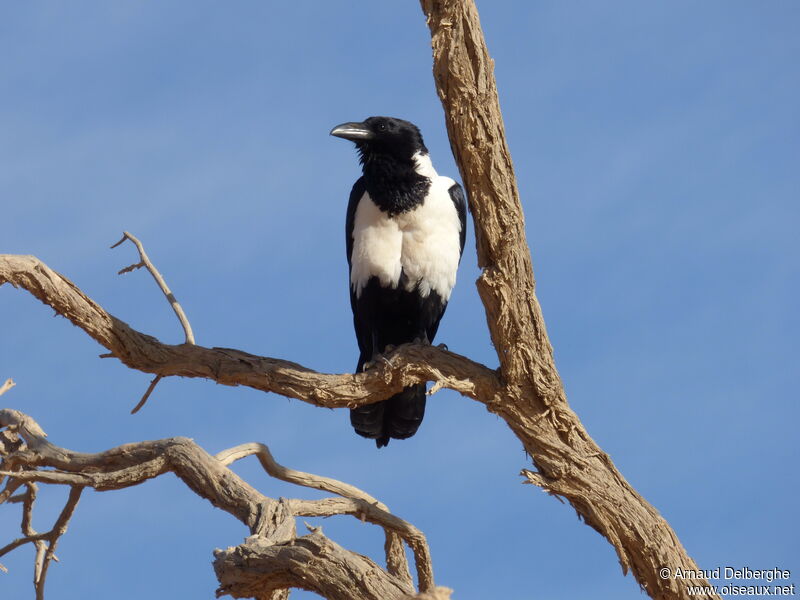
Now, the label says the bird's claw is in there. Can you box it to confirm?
[436,342,449,351]
[363,353,395,371]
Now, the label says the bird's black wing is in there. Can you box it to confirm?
[424,181,468,343]
[345,176,366,272]
[449,181,467,258]
[345,177,389,443]
[344,177,371,367]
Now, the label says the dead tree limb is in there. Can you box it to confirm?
[214,529,415,600]
[0,254,501,409]
[0,409,435,600]
[112,231,195,345]
[216,443,413,587]
[418,1,716,598]
[111,231,195,413]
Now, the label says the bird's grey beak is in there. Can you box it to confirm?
[330,122,374,141]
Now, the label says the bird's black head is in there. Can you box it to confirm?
[330,116,428,164]
[331,116,432,214]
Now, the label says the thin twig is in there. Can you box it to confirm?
[0,478,82,599]
[0,478,24,505]
[35,486,83,600]
[0,379,15,397]
[0,532,51,558]
[0,485,43,560]
[111,231,194,412]
[21,483,37,537]
[111,231,195,345]
[21,483,47,592]
[130,375,163,414]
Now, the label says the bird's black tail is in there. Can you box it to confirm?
[350,384,427,448]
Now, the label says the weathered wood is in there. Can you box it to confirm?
[0,255,500,408]
[214,531,415,600]
[419,1,716,598]
[0,409,432,599]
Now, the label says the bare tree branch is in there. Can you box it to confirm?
[34,486,83,600]
[0,409,433,599]
[216,443,413,588]
[129,374,163,415]
[110,231,195,412]
[0,482,82,599]
[289,497,432,591]
[419,1,716,598]
[0,254,501,410]
[111,231,196,345]
[217,443,389,506]
[214,529,419,600]
[0,378,15,396]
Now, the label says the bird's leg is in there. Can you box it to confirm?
[362,337,396,370]
[363,352,394,370]
[412,332,431,346]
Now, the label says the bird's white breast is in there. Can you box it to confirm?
[350,196,403,293]
[351,158,462,301]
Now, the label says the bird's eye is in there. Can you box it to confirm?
[378,123,387,131]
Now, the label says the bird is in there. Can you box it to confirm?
[330,116,467,448]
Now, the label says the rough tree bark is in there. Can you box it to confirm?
[419,2,717,599]
[0,408,450,600]
[0,1,717,599]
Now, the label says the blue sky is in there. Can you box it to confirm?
[1,2,798,599]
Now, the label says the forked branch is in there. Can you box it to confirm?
[111,231,196,413]
[0,408,434,599]
[216,443,413,586]
[112,231,195,345]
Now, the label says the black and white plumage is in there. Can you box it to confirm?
[331,116,466,448]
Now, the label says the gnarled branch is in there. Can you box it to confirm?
[0,255,502,411]
[216,443,413,587]
[0,409,434,599]
[215,529,441,600]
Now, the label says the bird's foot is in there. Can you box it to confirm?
[436,342,449,351]
[363,352,395,371]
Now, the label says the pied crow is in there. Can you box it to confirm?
[330,116,467,448]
